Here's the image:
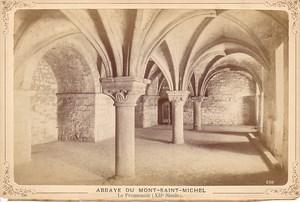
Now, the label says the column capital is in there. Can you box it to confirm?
[101,77,151,106]
[166,90,190,105]
[192,95,206,104]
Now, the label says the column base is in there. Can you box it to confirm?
[172,138,184,144]
[193,125,202,131]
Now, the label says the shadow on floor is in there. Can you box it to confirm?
[135,134,171,144]
[185,140,258,155]
[186,129,248,136]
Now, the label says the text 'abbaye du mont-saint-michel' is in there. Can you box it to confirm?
[96,187,206,199]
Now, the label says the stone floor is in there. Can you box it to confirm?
[14,125,287,185]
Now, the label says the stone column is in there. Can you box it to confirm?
[101,77,150,178]
[192,96,205,131]
[166,91,190,144]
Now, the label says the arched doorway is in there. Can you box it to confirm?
[158,98,171,125]
[14,45,99,164]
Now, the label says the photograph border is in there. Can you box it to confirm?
[0,0,299,200]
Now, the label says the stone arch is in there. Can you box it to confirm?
[15,33,101,92]
[201,65,262,97]
[145,71,161,96]
[43,46,95,93]
[182,38,271,90]
[150,56,174,90]
[29,58,58,146]
[41,46,97,142]
[201,70,257,126]
[189,74,196,97]
[143,60,161,96]
[138,10,217,77]
[15,9,113,78]
[14,39,105,164]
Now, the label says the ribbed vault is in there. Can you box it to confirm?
[15,9,287,89]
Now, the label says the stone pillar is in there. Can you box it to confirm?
[166,91,190,144]
[192,96,205,131]
[101,77,150,178]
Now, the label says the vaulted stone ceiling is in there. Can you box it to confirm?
[14,9,288,94]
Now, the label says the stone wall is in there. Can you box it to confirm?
[143,96,159,127]
[57,93,116,142]
[95,94,115,141]
[179,72,257,127]
[30,59,58,145]
[135,95,159,128]
[183,98,193,126]
[261,39,289,170]
[159,79,169,98]
[15,50,115,158]
[135,96,144,128]
[262,69,275,152]
[202,71,256,126]
[57,93,95,141]
[40,46,104,142]
[147,76,159,95]
[20,62,115,145]
[43,46,96,93]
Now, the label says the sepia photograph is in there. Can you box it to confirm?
[0,0,299,200]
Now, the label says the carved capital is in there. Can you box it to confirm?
[101,77,150,106]
[104,89,140,106]
[192,96,206,104]
[166,90,190,106]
